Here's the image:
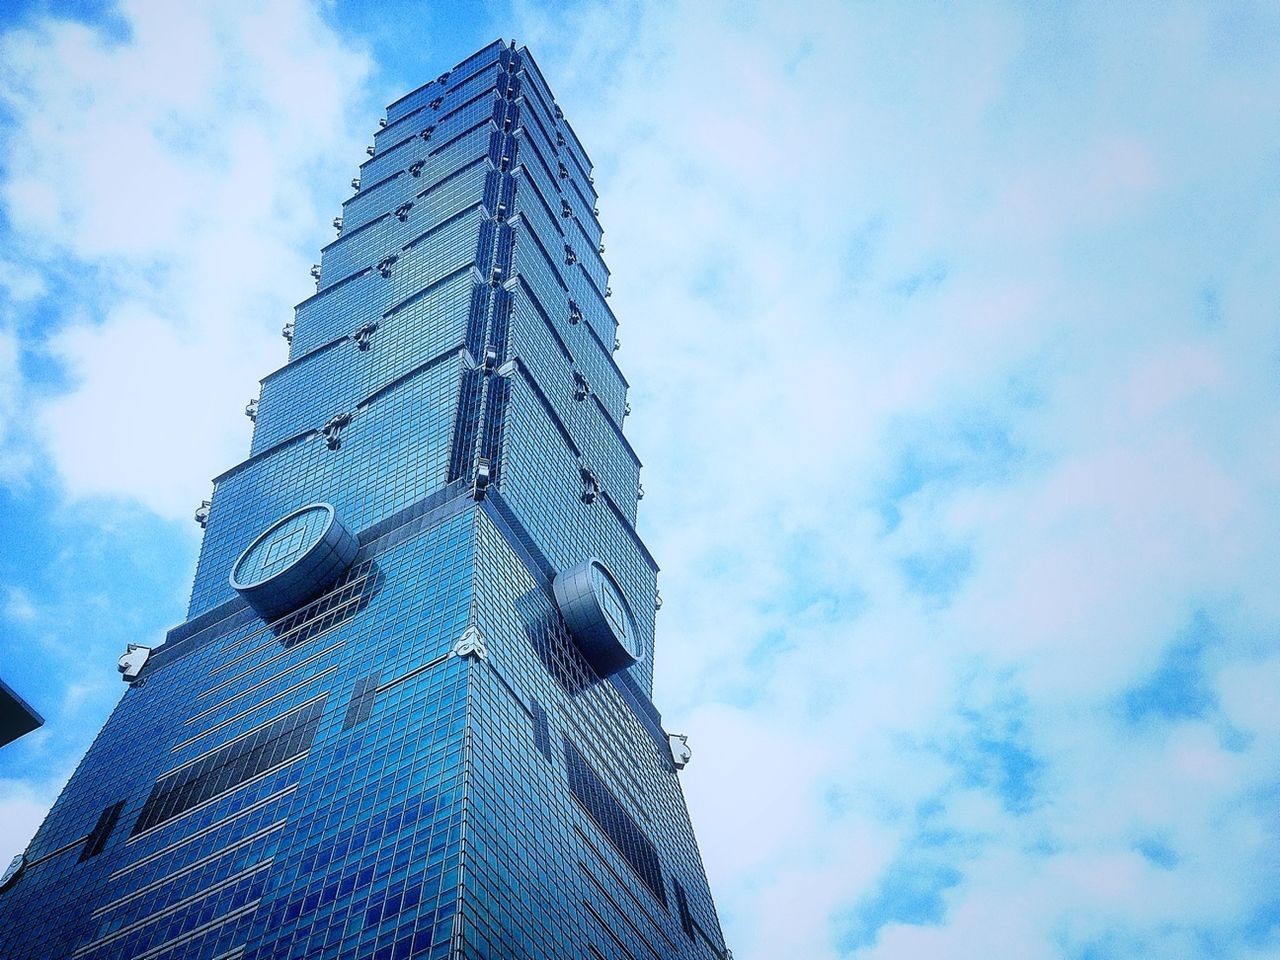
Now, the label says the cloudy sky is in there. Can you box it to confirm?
[2,1,1279,957]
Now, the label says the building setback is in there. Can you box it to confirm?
[0,40,729,960]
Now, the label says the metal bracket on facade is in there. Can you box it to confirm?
[118,644,152,683]
[429,97,443,110]
[395,202,413,223]
[282,321,295,344]
[409,159,425,177]
[350,177,361,191]
[377,255,398,278]
[323,412,352,450]
[420,124,436,142]
[579,464,600,504]
[563,244,577,266]
[351,321,377,351]
[244,398,259,422]
[332,216,343,231]
[310,263,322,282]
[365,145,375,157]
[452,627,489,661]
[560,199,573,219]
[194,499,211,529]
[567,299,582,325]
[573,371,590,401]
[667,733,691,770]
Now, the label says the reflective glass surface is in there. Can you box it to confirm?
[0,41,727,960]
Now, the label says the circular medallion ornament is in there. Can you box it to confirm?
[0,854,24,893]
[552,558,642,677]
[230,503,358,621]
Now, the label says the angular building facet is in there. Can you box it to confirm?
[0,40,729,960]
[0,678,43,750]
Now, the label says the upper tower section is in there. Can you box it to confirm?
[185,40,661,692]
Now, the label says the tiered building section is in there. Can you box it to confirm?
[0,40,729,960]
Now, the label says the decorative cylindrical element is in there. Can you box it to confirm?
[230,503,358,621]
[552,558,642,677]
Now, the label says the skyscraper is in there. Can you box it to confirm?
[0,39,729,960]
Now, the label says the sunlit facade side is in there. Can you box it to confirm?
[0,39,728,960]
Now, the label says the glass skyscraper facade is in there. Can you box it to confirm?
[0,40,728,960]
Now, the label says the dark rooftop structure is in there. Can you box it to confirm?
[0,678,43,749]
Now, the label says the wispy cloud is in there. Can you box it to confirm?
[0,0,372,515]
[0,0,372,860]
[1,1,1278,957]
[519,0,1280,956]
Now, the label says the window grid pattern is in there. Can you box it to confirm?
[132,698,327,837]
[320,162,489,294]
[506,291,638,518]
[456,510,725,960]
[337,127,495,258]
[90,825,282,945]
[497,376,657,688]
[254,272,472,454]
[190,357,461,615]
[510,275,626,420]
[366,78,501,188]
[292,270,381,358]
[564,739,665,906]
[0,41,728,960]
[344,111,495,234]
[511,174,563,256]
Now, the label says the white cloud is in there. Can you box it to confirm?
[0,765,74,873]
[0,0,373,518]
[2,586,38,624]
[0,330,23,471]
[0,261,45,303]
[522,1,1280,956]
[3,1,1279,957]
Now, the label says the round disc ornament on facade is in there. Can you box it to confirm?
[552,558,642,677]
[230,503,358,621]
[0,854,24,893]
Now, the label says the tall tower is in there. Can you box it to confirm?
[0,40,729,960]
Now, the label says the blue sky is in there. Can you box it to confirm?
[2,1,1280,957]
